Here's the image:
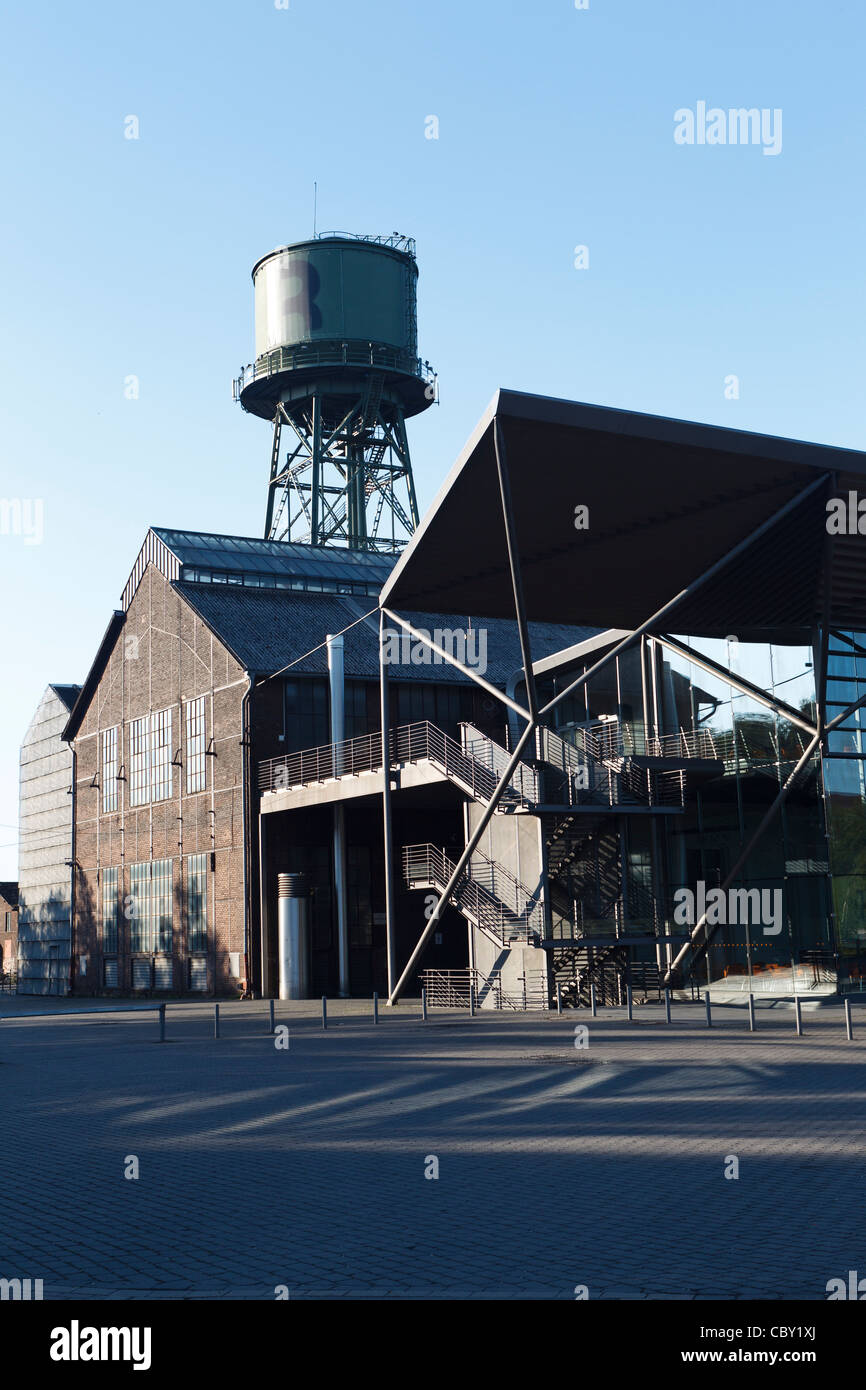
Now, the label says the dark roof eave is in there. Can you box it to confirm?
[62,612,126,742]
[380,388,866,632]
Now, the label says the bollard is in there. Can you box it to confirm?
[556,984,562,1016]
[421,987,427,1023]
[268,999,275,1035]
[469,985,475,1017]
[373,992,379,1025]
[590,982,597,1017]
[665,989,672,1024]
[748,993,756,1032]
[322,996,327,1031]
[845,996,853,1040]
[794,996,802,1037]
[627,984,633,1021]
[214,1003,220,1039]
[705,991,712,1028]
[158,1002,166,1043]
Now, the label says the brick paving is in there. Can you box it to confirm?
[0,995,864,1300]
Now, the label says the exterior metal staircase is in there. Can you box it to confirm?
[402,842,544,948]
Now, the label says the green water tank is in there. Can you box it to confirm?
[237,232,433,422]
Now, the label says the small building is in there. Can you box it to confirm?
[0,882,18,988]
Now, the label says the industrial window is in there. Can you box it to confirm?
[345,682,379,739]
[102,727,118,812]
[284,678,329,754]
[348,845,373,947]
[185,697,206,794]
[129,709,174,806]
[189,957,207,991]
[151,709,173,802]
[153,956,173,990]
[186,853,208,953]
[101,867,119,953]
[129,717,150,807]
[132,958,152,990]
[129,859,173,954]
[394,682,472,739]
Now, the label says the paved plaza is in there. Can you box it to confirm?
[0,995,864,1300]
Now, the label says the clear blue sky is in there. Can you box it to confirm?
[1,0,864,876]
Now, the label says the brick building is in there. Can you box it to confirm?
[60,526,581,998]
[0,882,18,986]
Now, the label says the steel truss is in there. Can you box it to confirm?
[381,418,847,1004]
[264,388,420,551]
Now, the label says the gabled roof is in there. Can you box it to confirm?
[381,389,866,641]
[61,613,125,742]
[0,882,18,908]
[122,527,397,609]
[176,581,596,685]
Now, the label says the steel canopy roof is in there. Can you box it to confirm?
[381,390,866,641]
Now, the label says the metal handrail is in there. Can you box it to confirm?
[536,725,613,804]
[537,725,685,807]
[458,722,540,804]
[403,843,544,944]
[235,340,433,397]
[645,729,718,759]
[258,720,539,807]
[420,967,549,1012]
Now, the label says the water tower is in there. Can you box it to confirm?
[233,232,436,551]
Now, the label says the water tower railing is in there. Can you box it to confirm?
[235,341,431,397]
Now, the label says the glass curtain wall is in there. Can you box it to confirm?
[537,636,832,993]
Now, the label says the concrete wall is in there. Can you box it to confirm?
[18,689,75,994]
[465,801,550,1005]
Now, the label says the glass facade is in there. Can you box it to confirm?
[538,633,841,995]
[824,632,866,987]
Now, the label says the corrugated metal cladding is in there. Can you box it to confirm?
[121,531,180,610]
[17,686,76,995]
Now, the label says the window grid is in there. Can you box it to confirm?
[186,853,208,953]
[102,727,118,813]
[151,708,173,803]
[129,859,173,954]
[101,867,119,953]
[129,717,149,807]
[185,698,206,794]
[129,709,174,806]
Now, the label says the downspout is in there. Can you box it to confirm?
[241,671,256,997]
[68,744,76,997]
